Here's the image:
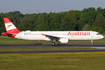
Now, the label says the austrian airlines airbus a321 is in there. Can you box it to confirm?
[2,18,104,45]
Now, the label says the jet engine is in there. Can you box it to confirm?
[59,38,68,43]
[44,38,51,41]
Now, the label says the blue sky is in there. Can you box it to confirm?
[0,0,105,14]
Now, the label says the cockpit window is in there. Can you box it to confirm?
[97,33,100,35]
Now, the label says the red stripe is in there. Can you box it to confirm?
[3,18,11,23]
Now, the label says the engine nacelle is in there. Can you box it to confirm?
[59,38,68,43]
[44,38,51,41]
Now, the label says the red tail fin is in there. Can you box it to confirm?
[2,18,21,37]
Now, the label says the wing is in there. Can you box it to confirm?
[42,33,69,43]
[42,33,60,42]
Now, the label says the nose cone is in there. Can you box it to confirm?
[101,35,104,39]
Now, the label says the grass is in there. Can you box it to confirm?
[0,36,105,45]
[0,52,105,70]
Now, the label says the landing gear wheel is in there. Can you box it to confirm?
[52,42,55,46]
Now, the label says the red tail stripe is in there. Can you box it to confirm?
[7,29,21,33]
[6,29,21,38]
[3,18,11,23]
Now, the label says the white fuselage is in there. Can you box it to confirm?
[15,31,104,41]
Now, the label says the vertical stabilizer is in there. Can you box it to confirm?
[3,18,17,31]
[2,18,21,37]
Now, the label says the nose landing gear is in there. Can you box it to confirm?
[91,40,93,45]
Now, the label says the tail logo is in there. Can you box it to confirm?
[7,24,12,29]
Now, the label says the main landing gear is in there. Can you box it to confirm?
[51,42,55,46]
[51,39,56,46]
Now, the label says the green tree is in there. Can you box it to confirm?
[60,16,70,31]
[18,16,34,30]
[66,10,79,21]
[66,10,79,30]
[82,24,90,31]
[93,13,105,28]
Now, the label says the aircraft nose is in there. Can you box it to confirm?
[101,35,104,39]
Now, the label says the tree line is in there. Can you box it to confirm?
[0,7,105,34]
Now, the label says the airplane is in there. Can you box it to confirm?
[2,18,104,45]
